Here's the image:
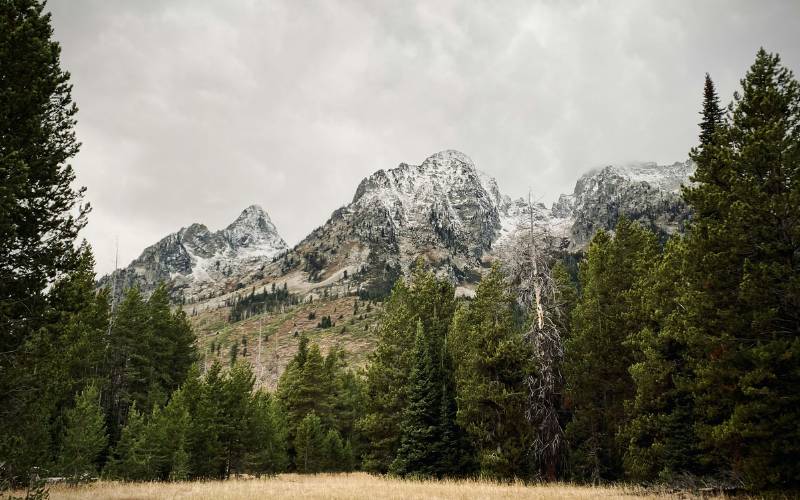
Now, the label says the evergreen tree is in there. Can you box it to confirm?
[104,287,150,443]
[450,266,535,479]
[622,237,699,482]
[390,315,472,479]
[0,244,110,481]
[698,73,726,149]
[679,49,800,490]
[185,363,227,479]
[0,1,90,480]
[325,347,366,459]
[434,347,476,478]
[278,338,334,466]
[389,321,440,477]
[564,219,658,483]
[145,284,196,396]
[321,428,352,472]
[294,412,326,473]
[218,362,257,477]
[245,392,289,475]
[57,385,108,480]
[0,0,89,406]
[358,279,416,472]
[105,405,149,480]
[360,265,459,473]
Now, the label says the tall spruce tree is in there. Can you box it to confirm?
[184,363,227,479]
[294,412,326,473]
[57,385,108,479]
[622,237,700,482]
[105,404,148,480]
[390,305,473,477]
[0,0,88,364]
[450,265,536,479]
[359,279,417,472]
[245,391,289,475]
[389,320,442,477]
[564,218,658,483]
[104,287,149,442]
[680,49,800,490]
[277,337,335,467]
[0,0,91,483]
[361,265,469,476]
[620,77,726,483]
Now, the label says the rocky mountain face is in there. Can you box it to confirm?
[100,152,695,302]
[99,205,287,301]
[270,150,514,297]
[272,152,695,297]
[554,160,696,245]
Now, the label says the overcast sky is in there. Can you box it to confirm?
[48,1,799,275]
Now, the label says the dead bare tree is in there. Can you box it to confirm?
[500,194,569,480]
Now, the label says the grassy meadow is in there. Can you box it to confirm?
[43,473,715,500]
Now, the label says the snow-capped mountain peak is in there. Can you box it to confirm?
[224,204,285,256]
[100,152,697,303]
[99,205,287,301]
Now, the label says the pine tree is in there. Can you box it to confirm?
[360,265,460,473]
[0,2,93,481]
[564,219,658,483]
[679,49,800,490]
[0,0,89,390]
[57,385,108,480]
[105,287,150,443]
[389,320,440,477]
[0,244,110,481]
[145,284,196,396]
[325,347,366,459]
[434,348,476,478]
[622,237,699,482]
[245,392,289,475]
[321,428,351,472]
[698,73,725,149]
[359,279,416,472]
[294,412,326,473]
[218,362,257,477]
[450,265,535,479]
[278,338,335,469]
[105,405,149,480]
[185,363,227,479]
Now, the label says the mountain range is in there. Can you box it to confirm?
[100,150,695,303]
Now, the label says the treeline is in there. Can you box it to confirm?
[27,333,368,481]
[563,52,798,490]
[0,255,197,484]
[106,362,288,480]
[353,49,799,491]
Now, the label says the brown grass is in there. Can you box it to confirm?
[45,472,700,499]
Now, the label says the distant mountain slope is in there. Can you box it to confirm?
[271,150,509,296]
[99,205,286,301]
[271,152,695,296]
[100,152,695,303]
[554,160,695,245]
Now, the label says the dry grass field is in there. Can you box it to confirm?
[44,472,714,499]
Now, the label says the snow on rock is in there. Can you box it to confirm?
[99,205,287,301]
[100,152,697,304]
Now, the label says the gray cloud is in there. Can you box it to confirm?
[47,0,800,274]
